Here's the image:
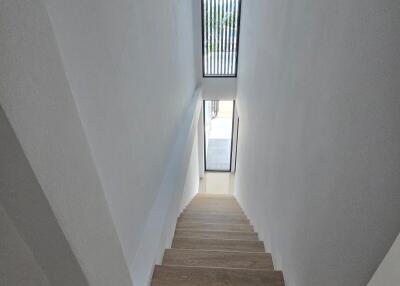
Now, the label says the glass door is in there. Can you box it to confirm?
[203,100,234,171]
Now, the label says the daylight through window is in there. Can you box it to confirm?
[202,0,241,77]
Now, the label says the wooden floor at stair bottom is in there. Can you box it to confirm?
[150,193,285,286]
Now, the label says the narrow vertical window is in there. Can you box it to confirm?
[202,0,241,77]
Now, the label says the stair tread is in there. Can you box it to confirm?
[186,205,243,209]
[184,209,244,214]
[151,265,284,286]
[182,210,245,215]
[195,194,235,198]
[178,217,250,224]
[176,222,254,232]
[180,213,248,219]
[172,237,265,252]
[186,206,243,211]
[174,229,258,240]
[163,249,273,269]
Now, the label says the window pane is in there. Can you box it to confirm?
[202,0,241,77]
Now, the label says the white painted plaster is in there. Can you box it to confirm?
[41,3,198,283]
[0,105,88,286]
[0,206,51,286]
[202,78,237,100]
[0,0,131,285]
[131,91,202,285]
[368,232,400,286]
[234,1,400,285]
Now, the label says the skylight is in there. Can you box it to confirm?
[202,0,241,77]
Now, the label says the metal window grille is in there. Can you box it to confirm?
[202,0,241,77]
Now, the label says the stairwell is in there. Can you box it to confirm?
[150,193,285,285]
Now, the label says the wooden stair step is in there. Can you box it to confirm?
[191,198,238,202]
[190,198,238,202]
[151,265,284,286]
[163,249,273,270]
[184,208,244,214]
[180,213,247,220]
[195,194,235,198]
[182,210,245,216]
[172,238,265,252]
[184,206,243,213]
[186,205,242,210]
[176,222,254,232]
[174,229,258,241]
[187,201,241,205]
[188,199,240,204]
[178,217,249,225]
[189,202,239,206]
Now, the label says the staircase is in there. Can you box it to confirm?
[150,193,285,285]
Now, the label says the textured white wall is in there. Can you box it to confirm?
[180,131,201,211]
[0,0,131,285]
[368,233,400,286]
[0,105,88,286]
[234,0,400,286]
[130,93,202,285]
[43,1,197,276]
[0,0,199,285]
[0,206,51,286]
[202,78,237,100]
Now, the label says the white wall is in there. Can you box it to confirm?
[0,206,51,286]
[0,1,131,285]
[368,232,400,286]
[180,131,201,211]
[198,107,205,178]
[0,105,88,286]
[130,93,202,285]
[1,0,199,285]
[234,1,400,286]
[42,1,198,278]
[202,78,237,100]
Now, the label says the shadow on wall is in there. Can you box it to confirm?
[0,105,88,286]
